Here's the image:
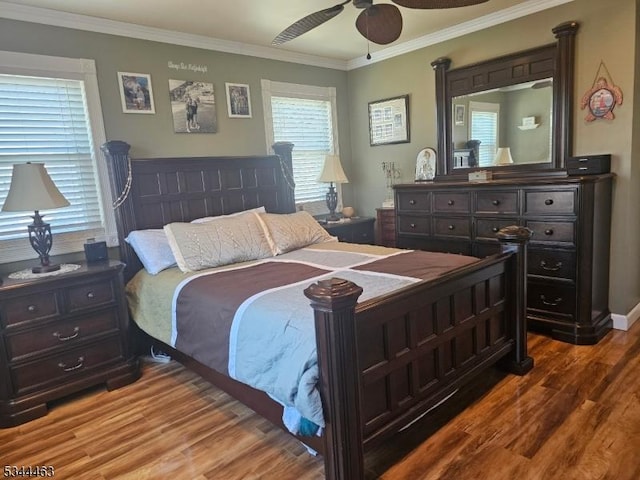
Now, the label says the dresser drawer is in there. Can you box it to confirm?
[10,337,124,395]
[524,190,576,215]
[475,191,518,214]
[66,279,115,312]
[397,192,430,212]
[528,283,576,318]
[527,221,575,245]
[475,218,520,240]
[5,310,119,361]
[433,217,471,238]
[528,249,576,280]
[433,192,470,213]
[397,216,430,235]
[2,293,59,328]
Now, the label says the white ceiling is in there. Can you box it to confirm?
[1,0,574,70]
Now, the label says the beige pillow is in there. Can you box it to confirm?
[164,211,274,272]
[259,211,336,255]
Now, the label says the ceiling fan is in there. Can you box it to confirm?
[272,0,490,47]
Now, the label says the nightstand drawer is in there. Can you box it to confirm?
[11,337,124,395]
[5,310,119,361]
[66,280,115,312]
[2,293,59,327]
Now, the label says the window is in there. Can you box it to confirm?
[262,80,339,214]
[0,50,116,262]
[469,101,500,167]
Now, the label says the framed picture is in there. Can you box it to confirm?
[168,80,217,133]
[368,94,410,146]
[225,83,252,118]
[454,104,465,126]
[117,72,155,114]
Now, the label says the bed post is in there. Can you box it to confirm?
[100,140,142,280]
[497,226,534,375]
[304,278,364,480]
[271,142,296,214]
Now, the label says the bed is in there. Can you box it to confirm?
[101,140,533,480]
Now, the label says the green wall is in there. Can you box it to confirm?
[0,0,638,316]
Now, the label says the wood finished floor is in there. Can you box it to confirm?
[2,322,640,479]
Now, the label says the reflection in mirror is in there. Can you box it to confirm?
[451,78,553,169]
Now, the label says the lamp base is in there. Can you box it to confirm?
[32,263,61,274]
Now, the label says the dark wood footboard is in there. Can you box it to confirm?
[305,227,531,480]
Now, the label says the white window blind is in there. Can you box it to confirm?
[262,80,339,214]
[0,50,116,262]
[271,96,334,204]
[470,101,500,166]
[0,75,102,240]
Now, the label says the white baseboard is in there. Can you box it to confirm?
[611,301,640,331]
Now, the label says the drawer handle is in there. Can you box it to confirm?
[492,200,500,206]
[86,291,95,299]
[540,295,563,306]
[544,199,554,206]
[27,305,37,313]
[58,356,85,372]
[409,199,416,205]
[540,260,563,271]
[491,227,500,233]
[448,225,455,231]
[544,229,554,236]
[447,200,455,206]
[410,223,417,229]
[53,327,80,342]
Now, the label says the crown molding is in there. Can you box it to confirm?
[0,0,574,72]
[347,0,575,70]
[0,1,350,71]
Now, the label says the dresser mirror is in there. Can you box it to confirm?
[431,21,579,181]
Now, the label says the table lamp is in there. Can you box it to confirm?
[494,147,514,166]
[1,163,70,273]
[318,155,349,221]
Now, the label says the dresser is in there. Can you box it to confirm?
[0,261,140,427]
[394,175,613,344]
[376,208,396,247]
[320,217,375,245]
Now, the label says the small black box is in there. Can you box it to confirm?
[84,239,108,263]
[567,154,611,175]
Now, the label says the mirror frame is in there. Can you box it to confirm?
[431,21,579,181]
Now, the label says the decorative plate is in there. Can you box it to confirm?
[415,147,436,181]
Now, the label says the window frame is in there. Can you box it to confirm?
[261,79,341,215]
[0,50,117,262]
[469,100,500,167]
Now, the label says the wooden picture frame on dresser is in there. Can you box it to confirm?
[395,21,613,345]
[0,261,141,427]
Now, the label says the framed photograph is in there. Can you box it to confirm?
[225,82,252,118]
[368,94,409,146]
[168,80,217,133]
[117,72,155,114]
[454,104,465,126]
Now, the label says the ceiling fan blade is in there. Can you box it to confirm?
[272,1,350,45]
[392,0,489,8]
[356,4,403,45]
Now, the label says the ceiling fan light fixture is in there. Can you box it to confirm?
[392,0,489,8]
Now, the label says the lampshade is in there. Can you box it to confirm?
[318,155,349,184]
[494,147,514,166]
[2,163,70,212]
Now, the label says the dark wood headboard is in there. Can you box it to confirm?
[100,141,295,280]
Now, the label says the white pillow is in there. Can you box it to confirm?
[125,229,177,275]
[191,206,266,224]
[258,211,336,255]
[164,211,274,272]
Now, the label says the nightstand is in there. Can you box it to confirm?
[320,217,375,245]
[376,208,396,247]
[0,260,140,427]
